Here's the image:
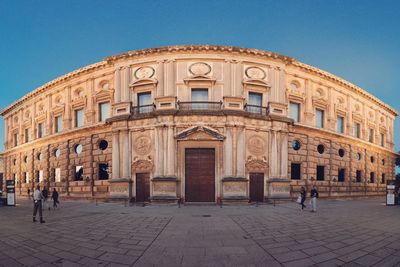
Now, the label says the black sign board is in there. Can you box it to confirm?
[6,180,15,206]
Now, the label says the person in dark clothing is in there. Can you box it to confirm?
[310,185,319,212]
[42,186,49,211]
[51,188,59,209]
[300,186,306,210]
[27,188,31,199]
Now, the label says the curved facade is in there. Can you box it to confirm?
[0,45,398,202]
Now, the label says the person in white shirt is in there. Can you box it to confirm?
[33,185,45,223]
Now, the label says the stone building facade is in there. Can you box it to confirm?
[0,45,398,202]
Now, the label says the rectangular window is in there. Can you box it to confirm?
[99,102,110,122]
[248,92,263,114]
[138,92,153,113]
[55,115,63,133]
[356,170,362,183]
[370,172,375,183]
[55,168,61,183]
[38,122,45,138]
[289,102,300,122]
[354,123,360,138]
[39,170,44,183]
[337,116,344,133]
[338,168,345,182]
[75,109,84,128]
[75,166,83,181]
[317,165,325,181]
[14,133,18,146]
[380,133,385,147]
[99,163,109,180]
[290,163,301,180]
[191,88,208,110]
[316,109,324,128]
[381,173,385,184]
[369,128,374,143]
[25,128,31,143]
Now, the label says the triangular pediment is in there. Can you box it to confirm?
[243,79,270,88]
[175,126,225,141]
[130,78,158,88]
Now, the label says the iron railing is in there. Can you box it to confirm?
[244,104,269,116]
[132,104,155,115]
[177,101,223,111]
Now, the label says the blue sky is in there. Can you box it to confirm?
[0,0,399,155]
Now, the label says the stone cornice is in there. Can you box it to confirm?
[0,61,110,116]
[104,44,294,64]
[291,61,398,116]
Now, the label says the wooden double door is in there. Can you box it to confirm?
[185,148,215,202]
[136,173,150,202]
[249,173,264,202]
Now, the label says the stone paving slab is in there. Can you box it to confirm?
[1,198,400,266]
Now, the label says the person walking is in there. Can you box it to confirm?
[27,188,31,199]
[300,186,306,210]
[310,185,319,212]
[51,188,59,209]
[42,186,49,211]
[33,185,45,223]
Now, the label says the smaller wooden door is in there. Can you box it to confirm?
[249,173,264,202]
[136,173,150,202]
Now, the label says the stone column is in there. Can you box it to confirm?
[328,87,335,130]
[234,61,243,97]
[236,126,245,177]
[270,130,278,177]
[223,60,232,96]
[64,86,71,130]
[346,94,352,135]
[304,79,314,125]
[232,127,238,176]
[121,130,130,178]
[112,131,120,179]
[157,61,165,97]
[32,103,37,140]
[114,68,121,103]
[167,126,175,176]
[166,60,175,96]
[280,133,288,178]
[163,126,168,176]
[223,127,233,176]
[85,78,95,124]
[46,95,52,135]
[4,118,8,149]
[122,67,131,102]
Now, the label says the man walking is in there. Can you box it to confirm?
[33,185,45,223]
[310,185,319,212]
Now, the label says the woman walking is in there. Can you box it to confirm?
[310,186,319,212]
[300,186,306,210]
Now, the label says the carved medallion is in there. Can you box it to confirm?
[245,158,268,172]
[134,66,155,79]
[189,62,212,75]
[245,66,266,80]
[247,136,266,155]
[134,136,152,155]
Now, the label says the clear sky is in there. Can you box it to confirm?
[0,0,399,154]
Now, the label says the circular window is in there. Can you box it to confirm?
[99,140,108,150]
[24,156,28,163]
[382,159,385,165]
[370,156,375,163]
[338,149,345,158]
[75,144,83,154]
[37,153,43,161]
[54,149,61,158]
[291,140,301,151]
[317,144,325,154]
[356,153,362,161]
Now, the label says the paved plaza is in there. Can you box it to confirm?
[0,198,400,267]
